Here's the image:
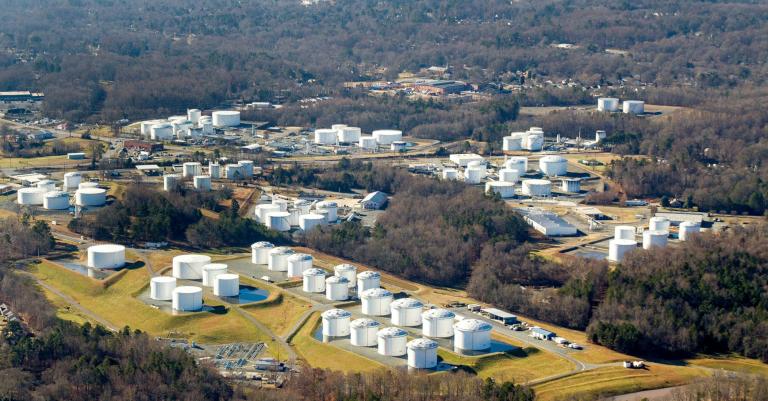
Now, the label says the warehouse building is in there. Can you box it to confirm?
[360,191,388,210]
[481,308,518,325]
[531,327,555,341]
[516,208,578,236]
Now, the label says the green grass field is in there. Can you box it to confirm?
[241,292,312,337]
[437,345,575,383]
[686,356,768,376]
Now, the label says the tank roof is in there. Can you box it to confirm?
[326,275,349,284]
[454,319,492,332]
[174,286,203,294]
[322,309,351,319]
[350,318,381,328]
[391,298,423,309]
[407,338,438,349]
[377,327,407,337]
[361,288,392,298]
[303,268,326,276]
[334,263,357,272]
[251,241,275,248]
[203,263,228,271]
[357,270,381,279]
[422,308,455,319]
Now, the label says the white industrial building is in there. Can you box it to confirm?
[517,208,578,236]
[360,191,388,210]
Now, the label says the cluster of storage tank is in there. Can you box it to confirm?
[501,127,544,152]
[254,196,337,232]
[162,160,255,192]
[597,97,645,115]
[140,109,241,141]
[314,124,403,151]
[18,178,108,209]
[609,225,638,262]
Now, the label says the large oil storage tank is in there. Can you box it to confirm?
[237,160,254,178]
[679,221,701,241]
[337,126,361,143]
[87,244,126,269]
[597,97,619,112]
[225,164,244,180]
[150,276,176,301]
[78,182,98,190]
[503,135,523,151]
[485,181,515,198]
[522,179,552,197]
[608,239,637,262]
[649,216,670,232]
[202,263,228,287]
[63,172,82,191]
[614,226,636,240]
[266,211,291,231]
[561,178,581,193]
[43,191,70,210]
[359,136,377,150]
[214,273,239,297]
[17,187,46,205]
[172,286,203,311]
[464,166,485,184]
[172,254,211,279]
[372,129,403,145]
[151,124,173,140]
[391,298,423,327]
[302,268,326,293]
[499,168,520,183]
[251,242,274,264]
[325,276,349,301]
[331,124,347,131]
[187,109,201,125]
[422,309,455,338]
[334,264,357,288]
[299,213,326,231]
[268,247,294,271]
[287,253,313,277]
[623,100,645,114]
[454,319,492,354]
[141,120,164,136]
[407,338,438,369]
[361,288,393,316]
[524,132,544,151]
[350,318,381,347]
[255,204,281,223]
[208,163,221,179]
[315,201,338,222]
[539,155,568,176]
[182,162,202,178]
[442,168,459,180]
[357,271,381,292]
[163,174,181,191]
[212,110,240,127]
[36,179,56,192]
[314,129,338,145]
[504,156,528,173]
[642,230,668,250]
[272,197,289,212]
[377,327,407,356]
[75,188,107,206]
[294,199,313,214]
[193,175,211,191]
[322,309,351,338]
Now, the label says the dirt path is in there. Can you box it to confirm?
[233,307,297,362]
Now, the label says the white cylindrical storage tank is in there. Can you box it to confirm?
[525,133,544,151]
[315,201,338,223]
[334,264,357,288]
[78,182,98,190]
[467,159,487,169]
[377,327,407,356]
[325,276,350,301]
[172,286,203,311]
[288,209,301,226]
[266,211,291,232]
[75,188,107,207]
[608,239,637,262]
[539,155,568,176]
[163,174,181,191]
[193,175,211,191]
[499,168,520,183]
[649,217,670,232]
[623,100,645,114]
[36,179,56,192]
[453,319,492,353]
[331,124,348,131]
[150,124,173,140]
[294,199,313,214]
[361,288,393,316]
[140,120,161,136]
[314,129,338,145]
[442,168,459,180]
[357,271,381,293]
[201,121,213,134]
[503,135,523,151]
[17,187,46,205]
[43,191,69,210]
[271,198,289,212]
[214,273,239,297]
[422,309,455,338]
[63,172,82,191]
[238,160,254,178]
[208,163,221,179]
[182,162,202,178]
[251,242,274,264]
[268,247,294,271]
[391,298,424,327]
[350,318,381,347]
[372,129,403,145]
[225,164,244,180]
[302,268,326,293]
[359,136,377,150]
[464,166,484,184]
[562,178,580,193]
[212,110,241,127]
[322,309,351,338]
[505,157,528,173]
[255,204,281,223]
[407,338,439,369]
[679,221,701,241]
[187,109,201,125]
[287,253,313,278]
[172,254,212,279]
[522,179,552,197]
[485,181,515,198]
[337,126,361,143]
[642,230,669,250]
[202,263,228,287]
[614,226,636,240]
[87,244,126,269]
[299,213,326,231]
[150,276,176,301]
[597,97,619,112]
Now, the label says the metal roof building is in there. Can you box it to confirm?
[531,327,555,340]
[481,308,518,325]
[516,208,578,236]
[360,191,388,210]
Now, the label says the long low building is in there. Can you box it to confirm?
[480,308,518,325]
[516,208,578,236]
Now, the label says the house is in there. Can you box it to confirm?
[27,131,54,141]
[360,191,388,210]
[530,327,555,341]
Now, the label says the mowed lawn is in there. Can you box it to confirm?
[438,345,575,383]
[242,292,312,337]
[686,356,768,376]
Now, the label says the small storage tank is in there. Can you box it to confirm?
[266,211,291,232]
[325,276,350,301]
[623,100,645,114]
[287,253,313,277]
[75,188,107,206]
[150,276,176,301]
[150,124,173,140]
[561,178,580,193]
[539,155,568,176]
[503,135,523,151]
[208,163,221,179]
[522,179,552,197]
[337,126,362,143]
[314,129,338,145]
[315,201,338,222]
[43,191,70,210]
[422,309,455,338]
[202,263,228,287]
[322,309,351,338]
[372,129,403,145]
[163,174,182,191]
[268,247,295,271]
[213,273,239,297]
[212,110,241,127]
[302,268,326,293]
[187,108,201,124]
[299,213,326,231]
[172,286,203,312]
[407,338,438,369]
[251,241,274,264]
[642,230,669,250]
[238,160,254,178]
[464,166,485,184]
[350,318,381,347]
[442,168,459,180]
[334,264,357,288]
[255,204,281,223]
[649,216,670,232]
[525,132,544,151]
[182,162,202,178]
[679,221,701,241]
[377,327,407,356]
[36,179,56,192]
[505,156,528,173]
[597,97,619,112]
[453,319,492,353]
[17,187,46,205]
[272,198,289,212]
[361,288,393,316]
[359,136,377,150]
[391,298,424,327]
[485,181,515,198]
[141,120,163,136]
[87,244,126,269]
[225,164,244,180]
[614,226,636,240]
[499,168,520,183]
[63,172,82,191]
[294,199,313,214]
[193,175,211,191]
[608,239,637,262]
[357,271,381,293]
[172,254,212,279]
